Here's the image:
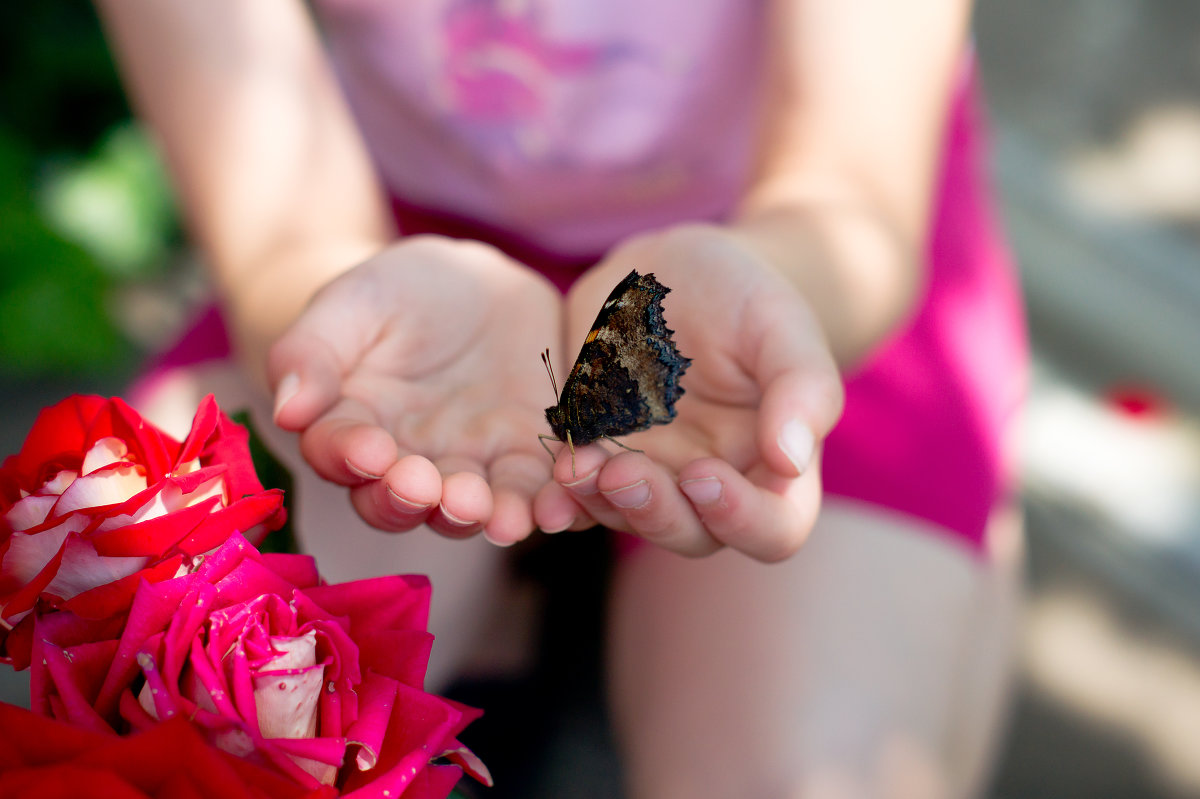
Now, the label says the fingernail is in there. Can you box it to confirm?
[539,517,571,534]
[483,530,517,547]
[602,480,651,509]
[680,476,723,506]
[563,469,600,496]
[385,486,432,513]
[439,504,478,528]
[346,459,384,481]
[779,418,815,474]
[273,372,300,422]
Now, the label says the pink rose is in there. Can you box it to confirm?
[0,702,335,799]
[0,395,285,667]
[31,534,490,799]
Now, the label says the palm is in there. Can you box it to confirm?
[540,226,840,559]
[347,261,556,464]
[277,237,561,540]
[564,232,798,473]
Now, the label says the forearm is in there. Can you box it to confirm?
[94,0,394,381]
[730,0,971,368]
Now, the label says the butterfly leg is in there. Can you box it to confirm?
[603,436,644,455]
[538,432,578,477]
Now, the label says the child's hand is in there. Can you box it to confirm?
[269,236,561,545]
[534,224,843,562]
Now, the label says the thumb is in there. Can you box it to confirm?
[267,327,346,431]
[753,308,844,479]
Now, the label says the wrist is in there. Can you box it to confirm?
[731,203,921,368]
[219,238,386,388]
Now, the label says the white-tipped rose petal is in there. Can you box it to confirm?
[3,517,87,584]
[255,631,322,741]
[54,464,147,516]
[182,474,227,509]
[82,437,129,476]
[5,494,60,533]
[42,536,150,601]
[174,457,202,477]
[39,470,78,497]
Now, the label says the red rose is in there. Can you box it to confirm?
[0,395,285,667]
[31,534,490,799]
[0,702,335,799]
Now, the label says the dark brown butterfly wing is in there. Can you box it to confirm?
[544,270,691,447]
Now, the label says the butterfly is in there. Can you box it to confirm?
[539,269,691,475]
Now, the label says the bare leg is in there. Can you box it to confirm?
[607,496,1023,799]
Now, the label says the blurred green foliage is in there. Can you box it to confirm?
[0,3,179,378]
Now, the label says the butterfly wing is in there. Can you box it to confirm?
[549,270,691,446]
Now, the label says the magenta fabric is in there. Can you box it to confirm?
[820,69,1028,552]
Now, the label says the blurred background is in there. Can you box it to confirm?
[2,2,1200,797]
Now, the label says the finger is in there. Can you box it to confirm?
[268,329,348,431]
[483,452,551,547]
[428,464,492,539]
[753,307,844,478]
[344,454,442,532]
[384,453,442,515]
[532,481,597,534]
[677,453,823,563]
[591,451,721,558]
[552,444,626,530]
[298,406,400,485]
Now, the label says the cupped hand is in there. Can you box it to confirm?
[533,224,844,562]
[269,236,561,545]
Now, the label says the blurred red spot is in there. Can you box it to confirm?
[1105,385,1167,419]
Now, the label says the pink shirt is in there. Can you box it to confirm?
[312,0,764,257]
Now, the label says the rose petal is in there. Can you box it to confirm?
[38,638,120,733]
[343,671,398,771]
[339,681,461,796]
[353,629,433,689]
[2,515,85,587]
[92,576,198,718]
[0,526,79,627]
[442,743,494,788]
[0,613,36,669]
[80,437,129,476]
[94,471,223,533]
[179,490,285,556]
[136,650,182,722]
[265,735,349,787]
[302,575,432,634]
[90,499,218,557]
[259,553,321,591]
[109,397,179,484]
[208,554,307,608]
[254,631,322,740]
[5,493,60,533]
[42,536,149,603]
[30,610,127,719]
[59,555,185,621]
[53,463,147,517]
[176,394,222,466]
[6,396,107,481]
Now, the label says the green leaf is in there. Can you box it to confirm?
[232,409,299,555]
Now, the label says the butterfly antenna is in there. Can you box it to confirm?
[541,348,559,397]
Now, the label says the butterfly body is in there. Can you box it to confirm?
[542,270,690,459]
